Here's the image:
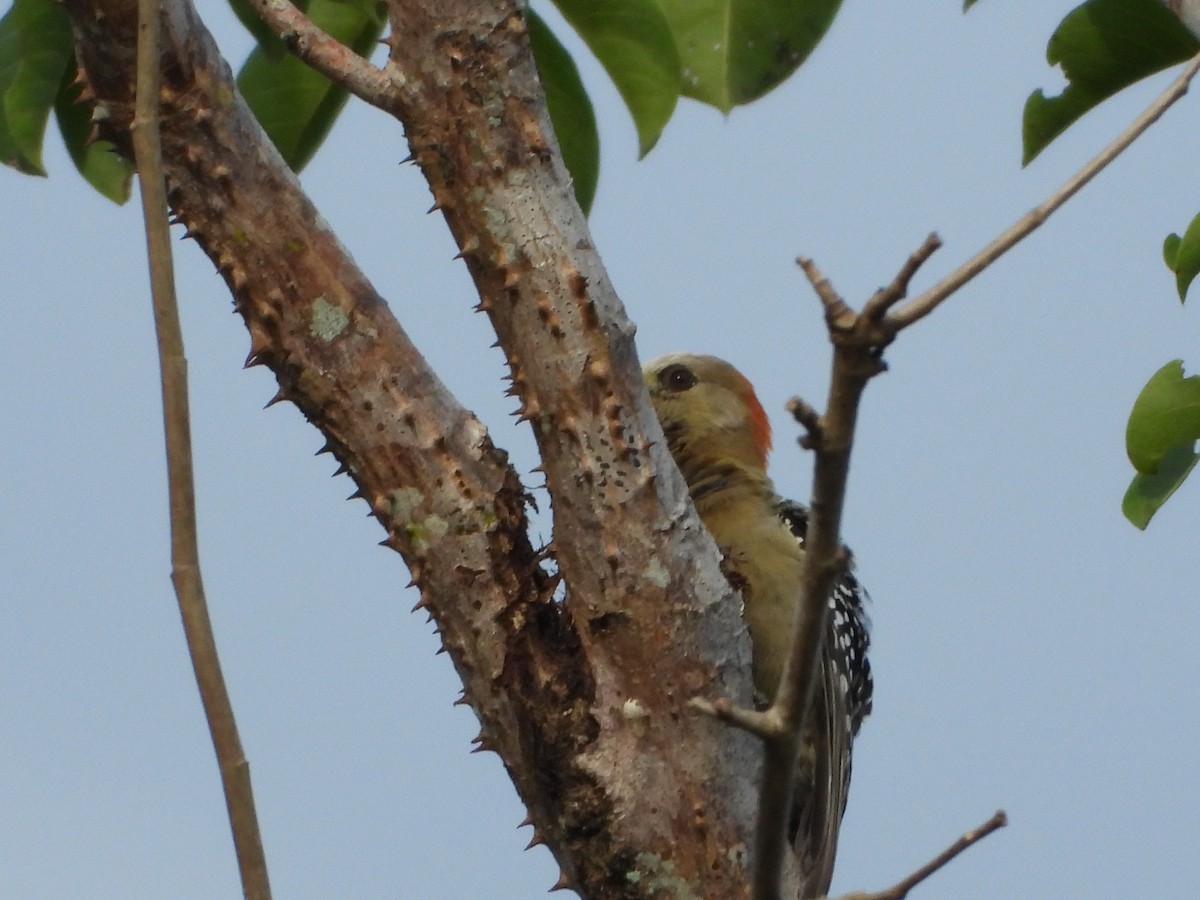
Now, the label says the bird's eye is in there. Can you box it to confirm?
[658,364,697,392]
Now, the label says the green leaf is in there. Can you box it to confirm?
[1162,211,1200,302]
[236,0,385,172]
[53,58,132,203]
[0,0,73,176]
[1123,360,1200,527]
[548,0,679,156]
[1022,0,1199,165]
[528,10,598,214]
[1122,440,1199,529]
[1126,360,1200,474]
[652,0,843,113]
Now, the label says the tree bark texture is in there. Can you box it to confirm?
[64,0,786,895]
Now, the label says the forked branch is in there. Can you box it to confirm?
[743,242,940,900]
[73,0,761,897]
[704,49,1200,900]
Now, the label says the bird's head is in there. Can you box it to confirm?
[643,353,772,475]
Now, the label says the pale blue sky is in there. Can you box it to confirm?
[4,1,1198,897]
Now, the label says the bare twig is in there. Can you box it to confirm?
[243,0,395,108]
[888,51,1200,332]
[785,396,823,450]
[747,242,942,900]
[836,810,1008,900]
[862,233,943,321]
[129,2,271,897]
[798,255,855,333]
[741,50,1200,900]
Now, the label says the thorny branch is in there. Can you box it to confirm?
[69,0,759,897]
[129,1,270,897]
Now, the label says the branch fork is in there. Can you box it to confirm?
[801,231,944,365]
[691,239,946,900]
[684,50,1200,875]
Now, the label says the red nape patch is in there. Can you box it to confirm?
[734,370,772,466]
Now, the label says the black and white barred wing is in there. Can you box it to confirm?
[774,498,873,897]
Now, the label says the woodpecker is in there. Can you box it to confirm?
[643,352,872,897]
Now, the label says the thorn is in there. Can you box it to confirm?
[452,236,481,261]
[333,462,349,477]
[525,831,544,851]
[427,201,441,214]
[453,692,470,707]
[346,487,365,502]
[549,873,572,892]
[264,388,287,408]
[411,596,427,613]
[314,441,333,456]
[517,815,533,830]
[243,351,263,369]
[470,734,493,753]
[399,152,414,164]
[435,645,447,655]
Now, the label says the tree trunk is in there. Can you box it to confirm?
[64,0,784,895]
